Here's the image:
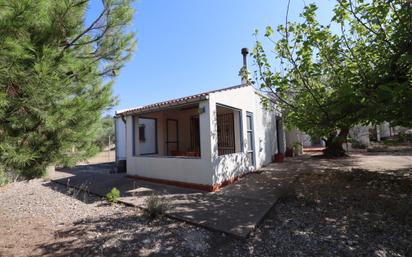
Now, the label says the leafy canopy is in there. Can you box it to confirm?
[251,0,411,147]
[0,0,136,178]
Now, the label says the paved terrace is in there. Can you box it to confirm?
[50,152,412,238]
[50,164,299,238]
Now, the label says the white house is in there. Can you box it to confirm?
[114,83,285,191]
[114,48,286,191]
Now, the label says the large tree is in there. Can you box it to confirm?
[250,0,411,156]
[0,0,136,178]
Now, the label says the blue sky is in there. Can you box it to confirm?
[87,0,336,114]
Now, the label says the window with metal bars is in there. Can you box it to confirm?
[217,113,235,155]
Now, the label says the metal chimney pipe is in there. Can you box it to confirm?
[241,47,249,68]
[241,48,249,84]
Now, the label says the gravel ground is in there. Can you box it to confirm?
[1,165,411,257]
[212,168,412,257]
[0,179,212,257]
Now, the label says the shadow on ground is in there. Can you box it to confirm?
[45,151,412,240]
[33,212,213,257]
[211,167,412,257]
[35,164,412,257]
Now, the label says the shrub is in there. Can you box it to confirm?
[397,132,412,143]
[0,173,10,187]
[0,167,11,187]
[145,195,168,219]
[106,187,120,204]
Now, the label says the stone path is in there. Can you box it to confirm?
[50,164,296,238]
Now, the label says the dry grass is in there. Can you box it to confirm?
[144,195,169,219]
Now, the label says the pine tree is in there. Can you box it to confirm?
[0,0,136,178]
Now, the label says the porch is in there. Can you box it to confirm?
[126,100,251,187]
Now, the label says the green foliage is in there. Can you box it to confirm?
[0,0,136,178]
[0,171,10,186]
[251,0,411,155]
[292,141,302,154]
[106,187,120,203]
[95,115,115,150]
[397,132,412,143]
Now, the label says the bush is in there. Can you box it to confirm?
[106,187,120,204]
[397,132,412,143]
[0,173,10,187]
[0,167,11,187]
[145,195,168,219]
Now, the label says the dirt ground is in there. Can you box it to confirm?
[0,152,411,257]
[78,150,115,165]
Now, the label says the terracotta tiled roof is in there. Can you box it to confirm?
[116,84,249,116]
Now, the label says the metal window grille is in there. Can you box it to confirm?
[217,113,235,155]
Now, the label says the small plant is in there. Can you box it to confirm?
[65,179,90,202]
[106,187,121,204]
[0,173,10,187]
[292,141,303,155]
[0,167,11,187]
[145,195,168,219]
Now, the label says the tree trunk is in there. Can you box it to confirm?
[323,128,349,157]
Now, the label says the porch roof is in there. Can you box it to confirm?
[115,83,249,116]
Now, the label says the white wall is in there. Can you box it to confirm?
[126,101,215,185]
[124,85,282,186]
[285,128,302,150]
[254,94,281,167]
[379,122,391,139]
[115,117,126,161]
[131,112,165,156]
[208,85,280,184]
[137,118,157,154]
[349,125,370,146]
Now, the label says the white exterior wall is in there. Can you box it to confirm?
[285,128,303,153]
[115,117,127,161]
[349,125,370,146]
[253,93,282,167]
[137,118,157,154]
[124,85,281,186]
[126,101,215,185]
[379,122,391,139]
[208,86,279,185]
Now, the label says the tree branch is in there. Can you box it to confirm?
[63,3,108,50]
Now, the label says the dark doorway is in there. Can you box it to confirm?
[166,119,178,155]
[276,118,282,153]
[190,116,201,152]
